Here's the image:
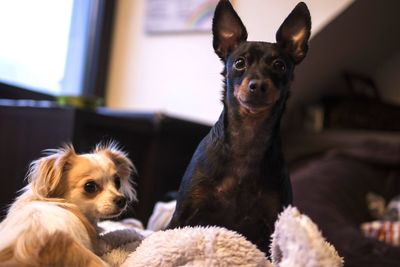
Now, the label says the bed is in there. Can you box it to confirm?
[286,130,400,267]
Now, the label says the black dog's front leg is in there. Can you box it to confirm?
[168,204,200,228]
[169,129,225,228]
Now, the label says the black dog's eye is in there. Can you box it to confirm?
[233,57,246,71]
[272,59,286,73]
[115,176,121,190]
[84,181,98,193]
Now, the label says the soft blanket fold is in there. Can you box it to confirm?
[100,206,343,267]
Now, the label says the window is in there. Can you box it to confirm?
[0,0,115,98]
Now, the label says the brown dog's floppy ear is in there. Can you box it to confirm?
[27,145,75,198]
[276,2,311,64]
[212,0,248,60]
[96,141,138,202]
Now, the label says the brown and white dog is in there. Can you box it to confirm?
[0,143,136,267]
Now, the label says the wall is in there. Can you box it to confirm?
[283,0,400,117]
[106,0,354,124]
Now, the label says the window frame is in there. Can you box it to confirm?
[0,0,116,101]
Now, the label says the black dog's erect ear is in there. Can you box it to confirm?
[276,2,311,64]
[212,0,248,60]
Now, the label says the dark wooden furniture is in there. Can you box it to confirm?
[323,97,400,131]
[0,100,210,223]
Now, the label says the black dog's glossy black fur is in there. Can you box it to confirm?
[168,0,311,254]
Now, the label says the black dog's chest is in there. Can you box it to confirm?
[212,173,282,219]
[200,174,282,249]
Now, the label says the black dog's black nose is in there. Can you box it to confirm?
[114,196,127,209]
[248,80,265,93]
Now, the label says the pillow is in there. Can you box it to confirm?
[361,221,400,246]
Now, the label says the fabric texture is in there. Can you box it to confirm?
[100,206,343,267]
[146,200,176,231]
[361,221,400,247]
[292,139,400,267]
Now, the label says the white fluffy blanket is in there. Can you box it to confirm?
[98,205,343,267]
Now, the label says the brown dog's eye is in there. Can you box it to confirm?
[84,181,98,193]
[272,59,286,73]
[233,57,246,71]
[115,176,121,190]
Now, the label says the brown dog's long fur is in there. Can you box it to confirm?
[39,231,105,267]
[0,231,106,267]
[0,203,107,267]
[0,143,136,267]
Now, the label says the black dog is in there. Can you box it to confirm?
[169,0,311,254]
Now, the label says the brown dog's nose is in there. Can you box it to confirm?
[248,79,266,93]
[114,196,127,209]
